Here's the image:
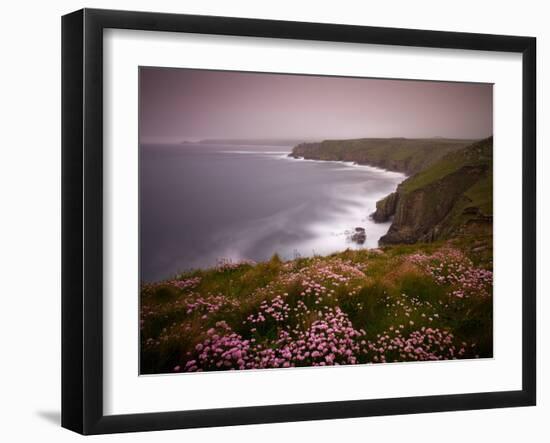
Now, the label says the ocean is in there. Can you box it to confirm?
[140,143,405,282]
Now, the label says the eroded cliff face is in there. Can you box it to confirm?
[371,192,398,222]
[379,165,490,244]
[372,137,493,245]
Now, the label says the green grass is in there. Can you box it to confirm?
[399,137,493,194]
[464,173,493,216]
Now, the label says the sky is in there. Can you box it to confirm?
[139,67,493,143]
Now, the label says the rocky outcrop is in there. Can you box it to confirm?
[379,164,489,244]
[371,192,398,222]
[350,227,366,244]
[373,137,493,245]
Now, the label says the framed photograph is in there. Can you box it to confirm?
[61,8,536,435]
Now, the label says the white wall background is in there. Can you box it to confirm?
[0,0,546,441]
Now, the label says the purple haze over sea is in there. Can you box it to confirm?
[140,68,492,143]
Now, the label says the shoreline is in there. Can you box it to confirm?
[286,153,408,181]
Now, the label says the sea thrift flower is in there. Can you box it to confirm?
[408,248,492,298]
[171,276,201,290]
[142,246,489,373]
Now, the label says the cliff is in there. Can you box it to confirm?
[374,137,493,244]
[290,138,476,175]
[371,192,399,222]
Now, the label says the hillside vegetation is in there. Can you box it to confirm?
[141,242,492,374]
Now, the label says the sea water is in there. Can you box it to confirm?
[140,143,405,282]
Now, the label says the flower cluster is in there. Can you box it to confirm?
[180,321,252,372]
[266,307,365,367]
[366,326,470,363]
[141,246,490,375]
[246,295,289,324]
[183,294,240,317]
[408,248,493,298]
[182,307,366,371]
[171,276,201,290]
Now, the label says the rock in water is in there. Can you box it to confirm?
[350,227,366,244]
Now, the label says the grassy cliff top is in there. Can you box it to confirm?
[399,137,493,193]
[398,137,493,215]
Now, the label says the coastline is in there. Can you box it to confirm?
[287,153,408,180]
[289,138,476,176]
[141,143,405,281]
[218,146,408,260]
[286,152,408,236]
[289,137,493,245]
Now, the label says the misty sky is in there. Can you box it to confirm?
[139,67,493,143]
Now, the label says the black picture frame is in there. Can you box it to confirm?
[62,8,536,435]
